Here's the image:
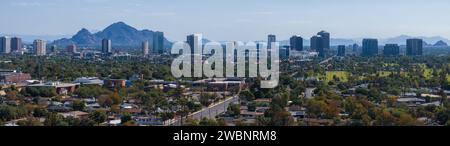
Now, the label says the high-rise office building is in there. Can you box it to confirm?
[317,30,330,50]
[352,44,359,55]
[187,34,203,77]
[50,45,58,54]
[280,45,290,60]
[102,39,112,54]
[406,39,423,56]
[33,39,46,56]
[290,35,303,51]
[187,34,203,54]
[337,45,346,57]
[383,44,400,56]
[268,34,276,49]
[362,39,378,57]
[0,36,11,54]
[11,37,22,52]
[153,31,164,54]
[310,31,331,58]
[66,44,77,53]
[142,41,149,56]
[311,35,326,57]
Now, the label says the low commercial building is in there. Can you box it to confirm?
[0,69,31,85]
[104,79,127,88]
[73,77,104,86]
[28,82,77,95]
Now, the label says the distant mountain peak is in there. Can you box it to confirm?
[434,40,448,46]
[105,22,136,30]
[52,21,172,48]
[75,28,92,35]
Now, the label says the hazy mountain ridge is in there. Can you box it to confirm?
[52,22,172,48]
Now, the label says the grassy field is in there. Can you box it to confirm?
[377,71,392,77]
[325,71,350,82]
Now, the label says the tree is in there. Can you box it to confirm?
[33,108,49,117]
[324,100,340,119]
[187,101,202,112]
[247,102,257,112]
[227,104,240,117]
[396,112,419,126]
[97,95,113,107]
[110,92,122,105]
[183,118,199,126]
[161,112,175,124]
[436,107,450,125]
[44,113,68,126]
[199,118,219,126]
[217,118,228,126]
[89,110,107,125]
[0,105,28,121]
[305,99,327,118]
[200,93,214,107]
[72,100,86,111]
[239,90,255,101]
[121,113,132,124]
[17,118,43,126]
[373,107,395,126]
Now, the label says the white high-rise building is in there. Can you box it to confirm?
[142,41,149,56]
[0,36,12,54]
[33,39,46,56]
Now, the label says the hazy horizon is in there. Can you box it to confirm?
[1,0,450,41]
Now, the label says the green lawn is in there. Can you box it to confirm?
[325,71,349,82]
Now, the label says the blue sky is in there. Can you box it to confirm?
[1,0,450,41]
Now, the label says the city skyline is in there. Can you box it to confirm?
[1,0,450,41]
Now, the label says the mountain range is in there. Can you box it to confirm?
[52,22,172,48]
[4,22,450,48]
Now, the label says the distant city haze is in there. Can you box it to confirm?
[1,0,450,41]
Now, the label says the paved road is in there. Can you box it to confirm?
[191,95,239,120]
[319,56,335,65]
[172,95,239,126]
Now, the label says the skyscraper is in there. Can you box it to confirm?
[310,31,331,58]
[33,39,46,56]
[268,34,276,49]
[102,39,112,54]
[383,44,400,56]
[352,44,359,55]
[362,39,378,57]
[0,36,11,54]
[142,41,149,56]
[153,31,164,54]
[187,34,203,77]
[50,45,58,54]
[280,45,290,60]
[187,34,203,54]
[337,45,346,57]
[11,37,22,52]
[290,35,303,51]
[311,35,326,58]
[317,30,330,50]
[406,39,423,56]
[66,44,77,53]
